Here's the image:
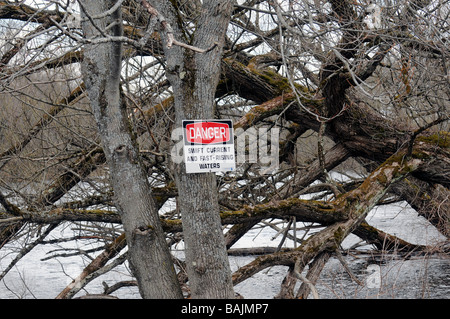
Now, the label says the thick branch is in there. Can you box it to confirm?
[56,233,127,299]
[232,145,431,286]
[0,1,65,24]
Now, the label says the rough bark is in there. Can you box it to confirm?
[152,0,235,299]
[79,0,182,299]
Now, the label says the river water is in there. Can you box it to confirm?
[0,200,448,299]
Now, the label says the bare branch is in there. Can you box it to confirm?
[139,0,216,53]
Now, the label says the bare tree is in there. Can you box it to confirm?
[148,0,235,298]
[0,0,448,299]
[77,0,182,298]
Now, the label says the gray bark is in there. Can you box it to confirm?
[79,0,182,299]
[152,0,235,298]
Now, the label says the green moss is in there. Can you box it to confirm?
[160,219,182,228]
[333,226,345,243]
[416,131,450,149]
[375,149,423,184]
[256,68,291,93]
[219,209,245,220]
[87,209,113,215]
[410,149,430,160]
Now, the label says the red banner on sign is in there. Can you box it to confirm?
[185,121,230,144]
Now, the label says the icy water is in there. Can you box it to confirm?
[0,201,448,299]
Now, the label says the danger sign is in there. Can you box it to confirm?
[183,120,235,173]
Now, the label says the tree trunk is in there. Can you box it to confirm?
[79,0,182,299]
[153,0,235,298]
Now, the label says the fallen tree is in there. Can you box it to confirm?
[0,0,448,299]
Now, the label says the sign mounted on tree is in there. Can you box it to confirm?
[183,120,235,173]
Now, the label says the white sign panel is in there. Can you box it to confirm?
[183,120,235,173]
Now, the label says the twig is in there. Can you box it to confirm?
[139,0,217,53]
[56,234,127,299]
[294,259,319,299]
[0,224,58,281]
[102,280,137,295]
[276,218,292,252]
[296,251,332,299]
[335,249,364,286]
[63,252,128,299]
[0,216,23,225]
